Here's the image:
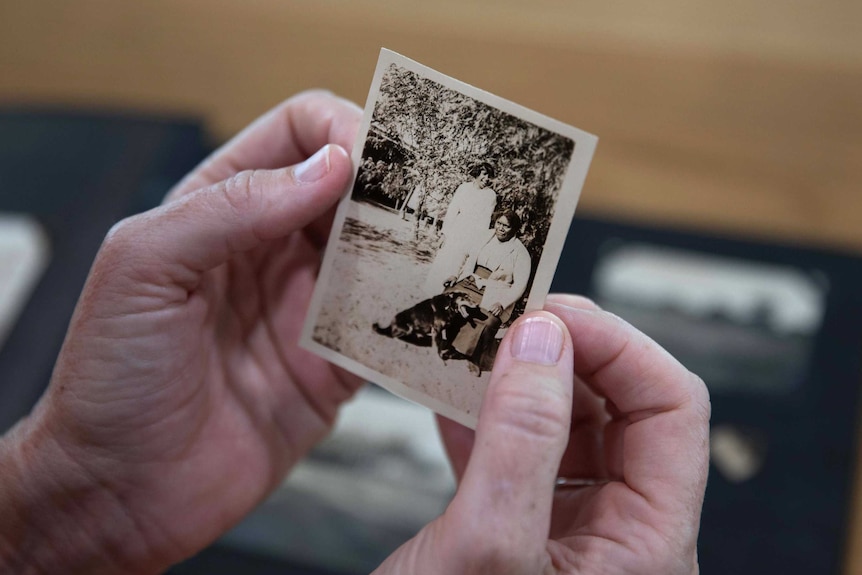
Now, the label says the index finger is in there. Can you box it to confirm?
[545,296,710,524]
[166,90,362,201]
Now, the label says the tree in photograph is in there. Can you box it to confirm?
[361,64,574,261]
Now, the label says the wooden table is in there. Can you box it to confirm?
[2,0,861,570]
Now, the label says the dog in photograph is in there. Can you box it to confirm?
[373,291,487,360]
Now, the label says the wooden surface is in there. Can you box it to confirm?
[2,0,861,253]
[2,0,862,570]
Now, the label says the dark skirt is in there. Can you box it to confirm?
[447,266,501,367]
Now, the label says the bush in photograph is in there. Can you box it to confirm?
[351,64,574,263]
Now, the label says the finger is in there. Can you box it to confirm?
[546,292,601,311]
[555,373,610,480]
[103,144,352,293]
[545,301,711,528]
[167,90,361,201]
[544,295,610,479]
[444,312,572,567]
[435,415,474,482]
[438,298,610,485]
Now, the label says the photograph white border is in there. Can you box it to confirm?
[301,48,598,428]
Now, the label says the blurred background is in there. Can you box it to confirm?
[1,1,860,573]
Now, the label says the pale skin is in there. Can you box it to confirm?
[475,170,491,189]
[0,91,710,574]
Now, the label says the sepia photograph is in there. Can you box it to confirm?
[301,50,597,426]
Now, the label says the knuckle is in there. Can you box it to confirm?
[101,214,143,261]
[84,214,151,296]
[290,88,334,103]
[220,169,262,215]
[280,90,338,126]
[686,371,712,425]
[489,373,570,441]
[104,214,134,244]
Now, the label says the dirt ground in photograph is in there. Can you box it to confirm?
[312,200,489,420]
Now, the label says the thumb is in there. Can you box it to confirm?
[444,312,573,567]
[99,144,352,290]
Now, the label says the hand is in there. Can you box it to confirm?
[444,275,458,288]
[488,302,504,317]
[0,91,364,573]
[376,294,710,574]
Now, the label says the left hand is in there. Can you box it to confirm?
[488,302,504,317]
[0,91,364,573]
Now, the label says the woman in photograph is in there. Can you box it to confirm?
[445,209,532,375]
[422,162,498,296]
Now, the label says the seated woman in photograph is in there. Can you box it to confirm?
[444,209,532,375]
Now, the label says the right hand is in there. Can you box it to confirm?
[443,275,458,288]
[376,294,710,574]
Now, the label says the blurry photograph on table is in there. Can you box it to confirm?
[591,241,828,395]
[301,49,597,427]
[0,214,50,350]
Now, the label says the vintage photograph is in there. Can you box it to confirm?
[302,50,597,426]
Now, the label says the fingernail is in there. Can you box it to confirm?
[294,145,332,182]
[511,317,563,365]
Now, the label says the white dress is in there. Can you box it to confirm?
[422,180,496,296]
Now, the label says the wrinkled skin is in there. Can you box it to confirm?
[1,91,364,572]
[374,295,710,575]
[0,92,710,575]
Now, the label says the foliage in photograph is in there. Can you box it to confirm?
[352,63,574,261]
